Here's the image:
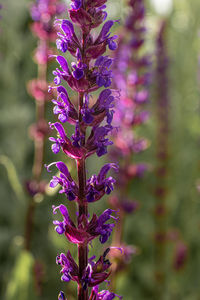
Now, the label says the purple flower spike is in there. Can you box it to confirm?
[106,0,151,279]
[47,0,121,298]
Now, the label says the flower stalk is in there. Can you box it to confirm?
[25,0,65,251]
[46,0,122,299]
[154,20,169,298]
[109,0,151,285]
[154,21,188,297]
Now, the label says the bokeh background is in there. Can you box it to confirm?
[1,0,200,299]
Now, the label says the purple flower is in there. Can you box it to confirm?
[52,204,75,235]
[31,0,65,23]
[90,285,123,300]
[81,89,119,126]
[93,56,113,87]
[132,138,148,153]
[52,204,117,244]
[53,55,70,85]
[49,122,86,159]
[52,55,90,92]
[68,3,111,34]
[52,86,78,124]
[86,163,118,202]
[81,249,112,288]
[55,19,80,55]
[58,291,66,300]
[81,94,94,124]
[95,20,118,50]
[91,89,119,125]
[135,90,149,103]
[30,0,66,40]
[71,121,85,147]
[86,125,113,157]
[57,249,113,291]
[99,21,114,41]
[56,251,78,282]
[173,242,188,271]
[71,48,86,80]
[96,209,118,243]
[70,0,82,11]
[46,161,78,201]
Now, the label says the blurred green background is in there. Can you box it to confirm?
[1,0,200,299]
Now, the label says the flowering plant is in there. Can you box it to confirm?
[25,0,65,251]
[46,0,122,299]
[108,0,150,275]
[154,21,188,296]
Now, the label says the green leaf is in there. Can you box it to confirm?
[0,155,26,204]
[5,250,37,300]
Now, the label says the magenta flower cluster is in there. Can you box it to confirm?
[26,0,65,198]
[108,0,151,267]
[46,0,122,299]
[30,0,66,41]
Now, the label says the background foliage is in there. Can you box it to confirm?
[1,0,200,299]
